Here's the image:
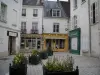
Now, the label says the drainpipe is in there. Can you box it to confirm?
[88,0,91,56]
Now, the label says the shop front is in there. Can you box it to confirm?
[69,28,81,55]
[43,33,68,52]
[20,34,42,50]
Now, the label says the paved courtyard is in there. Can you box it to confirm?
[0,52,100,75]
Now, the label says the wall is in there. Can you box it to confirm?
[0,0,22,57]
[43,17,68,34]
[70,0,90,55]
[90,0,100,58]
[21,5,43,34]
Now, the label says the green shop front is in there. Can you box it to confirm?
[69,28,81,55]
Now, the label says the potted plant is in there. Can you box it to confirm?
[43,56,79,75]
[39,50,48,59]
[29,50,41,65]
[9,53,27,75]
[47,47,53,56]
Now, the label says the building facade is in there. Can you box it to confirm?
[20,0,43,50]
[70,0,100,58]
[70,0,90,55]
[0,0,22,57]
[89,0,100,58]
[43,0,69,51]
[21,0,70,52]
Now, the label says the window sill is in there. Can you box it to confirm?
[91,22,99,26]
[12,24,17,27]
[73,7,78,11]
[81,1,86,5]
[0,19,7,23]
[14,0,18,3]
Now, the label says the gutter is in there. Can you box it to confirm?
[88,0,91,56]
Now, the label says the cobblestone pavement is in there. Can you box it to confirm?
[0,56,14,75]
[3,52,100,75]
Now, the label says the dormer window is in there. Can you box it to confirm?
[52,9,61,17]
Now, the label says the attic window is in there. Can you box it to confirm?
[52,9,61,17]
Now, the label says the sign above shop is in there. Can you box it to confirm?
[7,31,18,37]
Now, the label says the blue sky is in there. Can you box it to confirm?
[48,0,68,1]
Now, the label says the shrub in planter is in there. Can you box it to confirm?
[9,53,27,75]
[43,56,79,75]
[40,50,48,59]
[29,50,41,65]
[47,47,53,56]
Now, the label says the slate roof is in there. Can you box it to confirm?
[44,1,66,18]
[23,0,43,6]
[60,1,70,18]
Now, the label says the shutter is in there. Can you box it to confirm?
[0,2,1,20]
[95,1,99,23]
[90,4,93,25]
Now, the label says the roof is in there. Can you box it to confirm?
[23,0,43,6]
[44,1,66,18]
[60,1,70,18]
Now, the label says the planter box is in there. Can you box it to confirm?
[9,63,27,75]
[43,66,79,75]
[29,55,41,65]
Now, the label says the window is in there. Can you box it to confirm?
[59,39,65,49]
[53,23,59,32]
[0,2,7,23]
[22,9,26,16]
[73,0,77,9]
[21,22,26,33]
[52,9,61,17]
[91,2,99,24]
[12,9,17,27]
[21,22,26,29]
[33,9,38,17]
[73,15,77,29]
[32,22,38,30]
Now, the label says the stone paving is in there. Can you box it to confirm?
[1,52,100,75]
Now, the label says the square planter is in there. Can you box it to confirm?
[29,55,41,65]
[43,66,79,75]
[9,63,27,75]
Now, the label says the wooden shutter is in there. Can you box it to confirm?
[90,4,93,25]
[95,1,99,23]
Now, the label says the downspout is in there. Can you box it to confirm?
[88,0,91,56]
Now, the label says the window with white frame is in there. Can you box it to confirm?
[32,22,38,30]
[91,2,99,24]
[0,2,7,22]
[52,9,61,17]
[53,23,59,32]
[21,22,26,29]
[73,15,77,29]
[73,0,77,9]
[33,9,38,17]
[22,9,26,16]
[12,9,17,26]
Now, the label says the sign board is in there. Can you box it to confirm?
[7,31,18,37]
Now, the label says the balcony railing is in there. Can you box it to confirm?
[21,29,27,34]
[31,29,38,34]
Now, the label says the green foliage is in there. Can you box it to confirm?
[32,50,39,56]
[45,55,74,72]
[13,53,25,65]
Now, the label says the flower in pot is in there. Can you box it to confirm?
[29,50,41,65]
[43,55,79,75]
[9,53,27,75]
[39,50,48,59]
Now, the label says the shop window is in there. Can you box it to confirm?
[59,39,65,49]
